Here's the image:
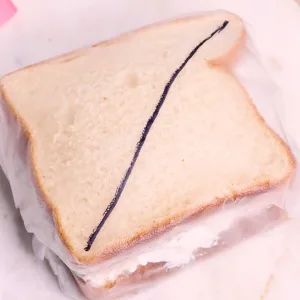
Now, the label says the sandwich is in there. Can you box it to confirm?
[0,10,295,299]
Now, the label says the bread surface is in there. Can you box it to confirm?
[0,11,295,264]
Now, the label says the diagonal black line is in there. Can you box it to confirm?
[85,20,229,251]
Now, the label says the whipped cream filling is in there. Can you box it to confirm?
[79,225,218,287]
[75,200,283,288]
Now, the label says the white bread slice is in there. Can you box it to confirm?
[0,11,295,264]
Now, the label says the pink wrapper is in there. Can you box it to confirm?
[0,0,16,27]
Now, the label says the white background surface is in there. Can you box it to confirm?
[1,0,300,299]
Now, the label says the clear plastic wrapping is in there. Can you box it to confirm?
[0,10,299,300]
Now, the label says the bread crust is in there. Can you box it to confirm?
[0,10,295,272]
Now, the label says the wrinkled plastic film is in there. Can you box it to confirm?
[0,11,300,300]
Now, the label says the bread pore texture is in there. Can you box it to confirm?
[0,11,295,263]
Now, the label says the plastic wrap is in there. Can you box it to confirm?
[0,10,299,300]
